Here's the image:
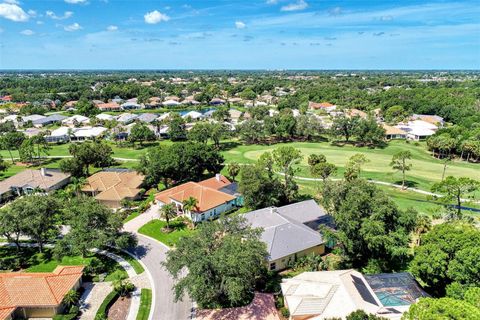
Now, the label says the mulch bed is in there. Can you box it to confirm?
[107,295,131,320]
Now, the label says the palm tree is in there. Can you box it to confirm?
[182,196,198,214]
[62,290,79,309]
[159,203,176,229]
[414,214,432,246]
[67,177,86,198]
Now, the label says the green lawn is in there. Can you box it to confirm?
[221,140,480,192]
[138,219,193,247]
[136,289,152,320]
[108,247,145,275]
[0,247,127,281]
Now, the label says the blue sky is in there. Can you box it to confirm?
[0,0,479,69]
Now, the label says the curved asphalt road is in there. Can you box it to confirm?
[124,205,193,320]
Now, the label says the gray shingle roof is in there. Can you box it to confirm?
[243,200,326,261]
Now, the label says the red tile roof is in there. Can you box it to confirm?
[308,102,336,109]
[0,266,83,319]
[155,175,235,212]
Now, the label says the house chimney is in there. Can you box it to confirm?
[215,173,221,181]
[40,168,47,177]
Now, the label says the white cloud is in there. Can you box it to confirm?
[65,0,87,4]
[64,22,81,31]
[144,10,170,24]
[36,20,43,25]
[20,29,34,36]
[4,0,20,4]
[235,21,246,29]
[266,0,278,4]
[0,3,29,22]
[106,25,118,31]
[27,9,37,17]
[379,15,394,21]
[281,0,308,12]
[46,10,73,20]
[0,27,4,33]
[328,7,342,16]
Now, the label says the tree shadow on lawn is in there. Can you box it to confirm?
[392,180,419,188]
[219,141,241,151]
[127,243,150,260]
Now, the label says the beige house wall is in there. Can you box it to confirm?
[270,244,325,271]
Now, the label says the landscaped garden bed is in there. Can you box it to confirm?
[138,218,193,247]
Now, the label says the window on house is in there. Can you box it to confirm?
[269,262,276,271]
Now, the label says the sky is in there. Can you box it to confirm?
[0,0,479,70]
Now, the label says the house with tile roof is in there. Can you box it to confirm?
[0,168,71,203]
[308,102,337,112]
[243,200,328,271]
[155,174,242,223]
[82,170,145,208]
[281,270,428,319]
[0,266,83,320]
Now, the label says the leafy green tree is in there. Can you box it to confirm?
[163,215,268,308]
[128,123,156,146]
[226,162,240,182]
[60,142,114,177]
[9,195,60,252]
[344,153,369,181]
[271,146,302,202]
[239,87,257,103]
[384,105,407,124]
[321,179,417,271]
[294,115,323,140]
[237,119,265,144]
[330,115,359,143]
[238,164,284,209]
[0,155,8,173]
[390,151,413,189]
[354,117,385,146]
[113,278,135,296]
[346,310,386,320]
[137,142,224,188]
[308,154,327,167]
[57,197,136,257]
[31,133,51,159]
[212,107,230,122]
[431,176,479,217]
[410,222,480,295]
[311,162,337,184]
[249,106,269,120]
[0,131,26,162]
[209,122,228,149]
[0,207,28,251]
[18,138,35,163]
[187,122,210,144]
[76,98,99,117]
[402,297,480,320]
[167,113,186,141]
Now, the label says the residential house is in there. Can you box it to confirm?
[0,168,70,203]
[72,126,108,140]
[32,114,68,127]
[136,113,158,124]
[62,115,90,127]
[117,113,138,124]
[395,120,437,141]
[96,113,116,121]
[281,270,429,320]
[0,266,83,320]
[97,102,121,112]
[155,174,242,223]
[210,98,225,105]
[308,102,337,112]
[64,100,78,109]
[182,110,203,120]
[146,97,162,108]
[21,127,43,138]
[162,99,181,107]
[82,170,145,208]
[181,96,200,105]
[412,114,444,127]
[346,108,368,119]
[383,124,407,140]
[243,200,327,271]
[121,102,142,110]
[22,114,46,125]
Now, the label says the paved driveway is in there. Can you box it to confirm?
[124,205,193,320]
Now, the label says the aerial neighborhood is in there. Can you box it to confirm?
[0,70,478,320]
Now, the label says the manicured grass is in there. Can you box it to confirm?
[0,247,127,281]
[138,219,193,247]
[136,289,152,320]
[108,247,145,275]
[124,211,142,223]
[221,140,480,192]
[95,290,119,319]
